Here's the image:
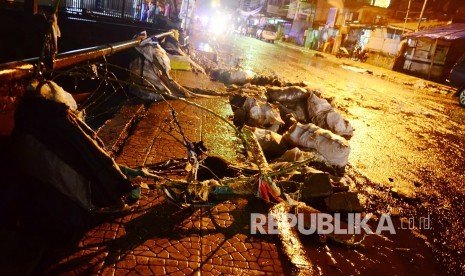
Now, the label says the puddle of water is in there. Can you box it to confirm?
[340,64,368,73]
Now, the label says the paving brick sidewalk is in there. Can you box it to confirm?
[43,88,288,275]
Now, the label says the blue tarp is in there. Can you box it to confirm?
[404,23,465,41]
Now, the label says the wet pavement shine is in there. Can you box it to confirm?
[39,95,288,275]
[213,33,465,274]
[35,75,444,275]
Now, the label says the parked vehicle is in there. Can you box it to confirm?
[351,46,369,62]
[256,24,277,43]
[336,47,350,58]
[242,24,258,37]
[447,53,465,106]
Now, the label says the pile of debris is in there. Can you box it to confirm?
[123,34,362,214]
[224,79,359,212]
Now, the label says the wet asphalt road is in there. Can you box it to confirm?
[204,33,465,274]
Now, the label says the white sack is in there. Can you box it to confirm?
[239,84,268,102]
[307,93,354,138]
[278,147,306,162]
[211,68,254,85]
[267,86,310,103]
[243,97,284,131]
[278,102,309,123]
[253,128,289,158]
[283,122,350,167]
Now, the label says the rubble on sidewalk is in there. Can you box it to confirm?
[123,35,363,228]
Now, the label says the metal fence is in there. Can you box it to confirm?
[63,0,144,21]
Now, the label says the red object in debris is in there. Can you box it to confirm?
[258,176,284,203]
[259,177,270,201]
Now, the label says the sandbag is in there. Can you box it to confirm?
[266,86,310,103]
[210,68,254,85]
[307,93,354,138]
[307,93,332,117]
[277,147,308,162]
[283,122,350,167]
[229,84,267,111]
[253,128,290,159]
[243,97,284,132]
[278,101,310,124]
[239,84,268,102]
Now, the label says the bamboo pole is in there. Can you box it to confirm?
[0,31,173,84]
[416,0,428,31]
[402,0,411,35]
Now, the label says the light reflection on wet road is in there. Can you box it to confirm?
[213,33,465,274]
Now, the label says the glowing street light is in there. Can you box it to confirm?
[211,0,220,8]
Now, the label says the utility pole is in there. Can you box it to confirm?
[416,0,428,31]
[402,0,411,34]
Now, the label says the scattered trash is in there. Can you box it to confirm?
[159,34,205,73]
[128,34,205,101]
[128,186,141,202]
[33,80,78,112]
[414,80,427,89]
[9,30,369,260]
